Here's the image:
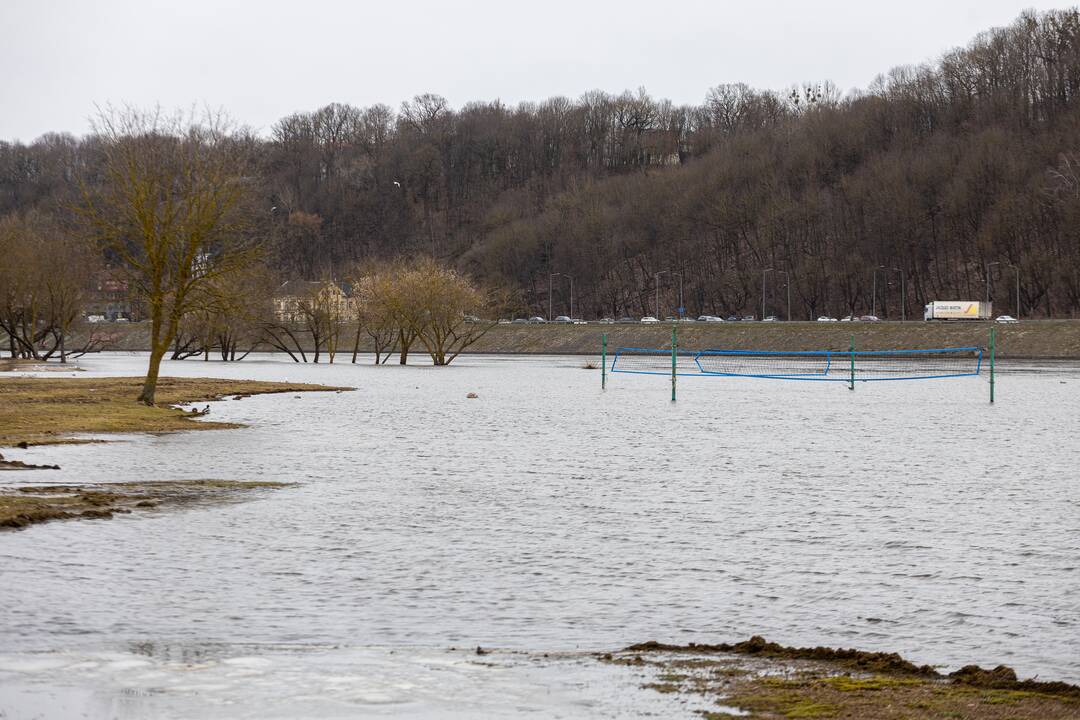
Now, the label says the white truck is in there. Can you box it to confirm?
[923,301,992,321]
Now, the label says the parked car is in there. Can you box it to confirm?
[664,316,678,322]
[528,316,547,324]
[498,319,511,324]
[705,316,725,322]
[840,315,855,322]
[597,318,615,324]
[726,315,741,322]
[463,315,481,323]
[996,315,1019,324]
[640,316,659,323]
[858,315,880,322]
[552,315,572,323]
[762,315,778,322]
[742,316,756,322]
[617,316,637,324]
[816,316,838,322]
[511,318,528,324]
[572,319,587,325]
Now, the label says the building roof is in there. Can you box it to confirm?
[273,280,327,298]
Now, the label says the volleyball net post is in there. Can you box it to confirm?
[601,333,607,390]
[849,335,855,391]
[671,324,677,403]
[989,325,996,404]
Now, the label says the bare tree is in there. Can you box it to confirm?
[80,108,258,404]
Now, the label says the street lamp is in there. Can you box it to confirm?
[654,270,670,319]
[1005,263,1021,319]
[878,266,904,321]
[548,273,556,321]
[564,274,574,319]
[549,273,573,320]
[986,261,1001,306]
[763,268,790,320]
[871,267,883,318]
[676,272,684,318]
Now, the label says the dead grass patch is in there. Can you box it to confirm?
[0,376,350,447]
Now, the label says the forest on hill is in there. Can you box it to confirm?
[3,8,1080,320]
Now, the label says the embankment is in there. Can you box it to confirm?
[70,320,1080,359]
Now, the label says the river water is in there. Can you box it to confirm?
[1,352,1078,718]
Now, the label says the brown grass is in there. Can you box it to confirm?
[0,480,289,530]
[0,376,351,447]
[609,637,1080,719]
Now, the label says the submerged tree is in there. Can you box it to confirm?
[80,109,258,404]
[0,211,96,361]
[356,257,497,366]
[410,259,498,366]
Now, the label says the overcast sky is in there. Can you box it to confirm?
[0,1,1072,142]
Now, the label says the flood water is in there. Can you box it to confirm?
[1,352,1078,718]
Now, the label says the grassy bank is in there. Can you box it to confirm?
[0,376,350,448]
[611,637,1080,719]
[0,480,288,530]
[66,319,1080,359]
[472,320,1080,358]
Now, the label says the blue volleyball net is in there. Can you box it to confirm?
[611,346,983,381]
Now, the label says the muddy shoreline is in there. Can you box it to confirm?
[0,376,351,451]
[0,480,290,530]
[610,637,1080,719]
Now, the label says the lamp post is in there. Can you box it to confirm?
[676,272,684,318]
[872,267,884,318]
[654,270,669,319]
[763,268,790,320]
[565,274,574,320]
[880,266,904,321]
[1006,263,1020,319]
[762,267,769,320]
[986,261,1001,306]
[549,273,572,320]
[548,273,556,321]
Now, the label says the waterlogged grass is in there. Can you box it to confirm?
[0,480,290,530]
[694,672,1077,719]
[822,674,926,692]
[610,637,1080,720]
[0,376,351,447]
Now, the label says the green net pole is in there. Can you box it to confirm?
[671,324,677,403]
[849,335,855,391]
[601,333,607,390]
[989,325,995,404]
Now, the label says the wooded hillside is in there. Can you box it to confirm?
[3,9,1080,320]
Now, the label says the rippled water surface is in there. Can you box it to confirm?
[1,353,1078,718]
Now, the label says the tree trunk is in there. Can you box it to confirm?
[137,344,167,406]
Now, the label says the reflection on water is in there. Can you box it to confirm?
[1,352,1078,718]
